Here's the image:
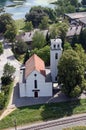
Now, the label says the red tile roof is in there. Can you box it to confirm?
[25,54,46,78]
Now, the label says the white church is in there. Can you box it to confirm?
[19,38,62,97]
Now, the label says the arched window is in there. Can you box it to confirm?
[34,80,37,88]
[57,44,60,48]
[53,44,56,49]
[55,53,58,59]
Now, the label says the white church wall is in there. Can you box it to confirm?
[19,83,26,97]
[26,70,45,97]
[24,70,52,97]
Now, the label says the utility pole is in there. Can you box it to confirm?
[13,118,17,130]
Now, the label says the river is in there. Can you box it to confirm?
[0,0,56,19]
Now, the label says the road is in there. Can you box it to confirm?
[0,42,21,120]
[0,42,21,86]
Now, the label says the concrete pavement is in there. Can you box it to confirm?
[0,42,21,82]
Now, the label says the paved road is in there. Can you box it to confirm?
[0,42,21,82]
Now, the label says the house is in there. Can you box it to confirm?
[66,25,82,42]
[64,12,86,24]
[19,54,52,97]
[16,29,48,44]
[79,17,86,27]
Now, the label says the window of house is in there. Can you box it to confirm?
[34,80,37,88]
[55,53,58,59]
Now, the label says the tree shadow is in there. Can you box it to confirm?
[40,96,81,121]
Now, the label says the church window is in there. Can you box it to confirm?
[57,44,60,48]
[34,80,37,88]
[34,74,37,77]
[55,53,58,59]
[54,44,56,48]
[55,76,57,81]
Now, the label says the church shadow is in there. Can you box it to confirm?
[12,83,81,121]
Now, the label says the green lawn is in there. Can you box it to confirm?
[63,126,86,130]
[1,99,86,129]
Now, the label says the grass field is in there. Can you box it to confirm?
[63,126,86,130]
[1,99,86,129]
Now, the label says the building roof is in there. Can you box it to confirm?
[25,54,46,78]
[16,29,48,43]
[79,17,86,25]
[66,25,82,37]
[65,12,86,19]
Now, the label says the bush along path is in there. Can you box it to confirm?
[0,78,18,120]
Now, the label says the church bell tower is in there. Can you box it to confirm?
[50,38,62,82]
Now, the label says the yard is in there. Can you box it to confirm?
[0,99,86,129]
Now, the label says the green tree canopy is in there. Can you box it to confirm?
[30,45,50,66]
[58,48,85,97]
[0,13,15,33]
[3,63,15,78]
[55,0,76,16]
[0,42,3,55]
[32,31,46,49]
[50,22,69,44]
[24,21,33,32]
[78,28,86,51]
[4,23,17,42]
[81,0,86,5]
[14,40,28,54]
[39,16,49,30]
[25,6,56,27]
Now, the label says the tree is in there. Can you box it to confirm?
[58,49,85,97]
[70,0,78,7]
[81,0,86,5]
[39,16,49,30]
[55,0,76,17]
[1,63,16,85]
[78,28,86,51]
[57,22,69,44]
[23,50,30,64]
[15,40,28,54]
[30,45,50,66]
[4,23,17,42]
[0,42,3,55]
[64,42,72,50]
[0,93,5,109]
[3,63,15,78]
[24,21,33,32]
[25,6,56,27]
[25,6,47,27]
[32,31,46,49]
[50,22,69,44]
[71,34,78,47]
[0,13,15,33]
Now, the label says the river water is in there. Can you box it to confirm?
[0,0,56,19]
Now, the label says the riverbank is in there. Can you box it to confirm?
[0,0,57,20]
